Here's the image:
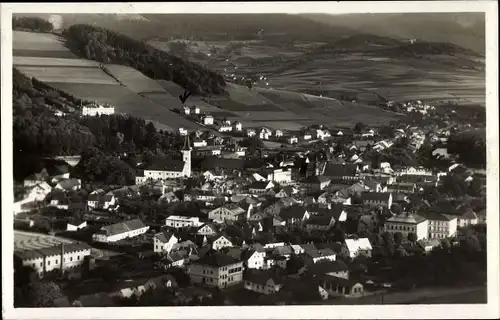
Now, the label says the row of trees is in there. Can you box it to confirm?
[13,16,54,33]
[62,24,227,95]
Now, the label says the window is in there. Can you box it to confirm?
[40,262,42,267]
[48,260,50,266]
[55,260,58,264]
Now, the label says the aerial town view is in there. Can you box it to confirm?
[10,11,489,308]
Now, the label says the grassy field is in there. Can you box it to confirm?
[104,64,167,93]
[13,31,69,52]
[14,56,99,67]
[16,66,119,85]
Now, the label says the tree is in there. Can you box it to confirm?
[353,122,366,134]
[390,203,402,214]
[407,232,417,243]
[28,281,63,307]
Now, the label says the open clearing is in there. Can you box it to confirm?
[13,31,69,52]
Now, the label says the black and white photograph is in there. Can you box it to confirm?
[2,2,499,319]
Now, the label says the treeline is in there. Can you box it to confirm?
[447,130,486,168]
[12,17,53,33]
[62,24,227,96]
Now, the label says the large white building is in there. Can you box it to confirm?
[153,230,179,254]
[92,219,149,243]
[165,215,201,229]
[82,102,115,116]
[208,204,246,222]
[15,243,92,278]
[188,252,244,288]
[384,213,429,240]
[419,211,458,240]
[135,136,192,184]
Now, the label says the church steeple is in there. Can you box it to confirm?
[181,135,192,177]
[182,134,192,151]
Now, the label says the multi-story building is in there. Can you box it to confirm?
[165,215,201,229]
[188,252,244,288]
[153,230,178,254]
[419,211,458,239]
[92,219,149,243]
[360,192,393,208]
[384,212,428,240]
[14,243,92,278]
[82,103,115,116]
[208,204,246,222]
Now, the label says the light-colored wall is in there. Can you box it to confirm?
[189,262,243,288]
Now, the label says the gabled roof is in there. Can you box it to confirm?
[101,219,147,236]
[279,206,308,220]
[323,163,358,177]
[386,213,427,224]
[301,175,331,184]
[56,178,80,190]
[306,215,334,226]
[418,211,457,222]
[345,238,372,253]
[306,260,349,275]
[248,181,273,190]
[360,192,391,202]
[305,248,336,259]
[193,252,241,267]
[244,270,284,286]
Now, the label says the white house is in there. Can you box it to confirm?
[87,194,116,210]
[82,103,115,116]
[178,128,188,136]
[344,238,373,259]
[275,129,284,138]
[92,219,149,243]
[188,252,243,289]
[153,231,179,254]
[193,139,208,148]
[244,249,266,270]
[202,114,214,125]
[197,223,219,236]
[286,136,298,144]
[66,220,87,232]
[419,211,458,240]
[208,204,246,222]
[244,271,284,295]
[234,121,243,132]
[165,215,201,229]
[246,129,257,137]
[211,235,233,251]
[384,213,429,241]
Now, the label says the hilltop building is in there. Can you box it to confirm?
[81,102,115,116]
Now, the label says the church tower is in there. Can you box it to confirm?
[182,135,192,178]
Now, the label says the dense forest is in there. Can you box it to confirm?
[13,68,185,184]
[12,16,54,33]
[447,130,487,168]
[62,24,227,96]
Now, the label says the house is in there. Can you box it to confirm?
[384,212,428,240]
[165,215,201,229]
[208,204,246,222]
[183,106,191,115]
[234,121,243,132]
[286,136,298,144]
[360,192,393,208]
[387,183,416,194]
[178,127,188,136]
[243,248,266,270]
[48,191,70,210]
[279,207,310,227]
[275,186,299,198]
[428,205,479,228]
[246,129,257,137]
[259,129,271,140]
[190,106,200,114]
[344,238,372,259]
[197,223,219,236]
[82,103,115,116]
[418,211,458,239]
[319,275,364,298]
[244,270,285,295]
[394,166,433,176]
[210,235,233,251]
[188,252,244,288]
[92,219,149,243]
[432,148,451,160]
[274,129,284,138]
[153,230,179,254]
[362,179,386,193]
[193,139,208,148]
[54,178,81,191]
[87,194,116,210]
[202,114,214,125]
[323,164,359,182]
[158,191,180,204]
[302,259,350,279]
[66,220,87,232]
[304,248,337,265]
[305,215,336,231]
[14,243,92,278]
[300,175,331,192]
[248,181,275,194]
[315,129,331,140]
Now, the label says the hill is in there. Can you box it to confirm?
[301,12,485,54]
[62,24,227,96]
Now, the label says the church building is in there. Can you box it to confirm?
[135,136,192,184]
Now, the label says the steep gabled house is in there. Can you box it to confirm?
[279,206,310,227]
[248,181,275,194]
[153,230,179,254]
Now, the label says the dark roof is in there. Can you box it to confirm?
[193,252,241,267]
[306,260,349,275]
[244,270,284,286]
[323,164,357,177]
[156,230,175,243]
[201,156,245,170]
[279,206,308,220]
[56,178,80,190]
[248,181,271,190]
[320,274,361,288]
[15,243,91,261]
[301,175,331,184]
[306,215,334,226]
[419,211,456,221]
[147,159,185,172]
[360,192,391,202]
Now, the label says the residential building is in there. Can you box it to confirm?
[92,219,149,243]
[319,275,364,298]
[87,194,116,210]
[193,139,208,148]
[66,220,87,232]
[197,223,219,236]
[243,249,266,270]
[246,129,257,137]
[274,129,284,138]
[201,114,214,125]
[210,235,233,251]
[344,238,372,259]
[82,103,115,116]
[384,213,429,240]
[323,163,359,182]
[248,181,275,194]
[14,243,92,278]
[153,231,179,254]
[305,216,336,231]
[286,136,298,144]
[188,252,244,288]
[360,192,393,208]
[279,207,310,227]
[165,215,201,229]
[304,248,336,265]
[54,178,81,192]
[208,204,246,222]
[300,175,331,192]
[244,270,284,295]
[419,211,458,239]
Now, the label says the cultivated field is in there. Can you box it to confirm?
[14,56,99,67]
[104,64,167,93]
[16,66,119,85]
[13,30,77,58]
